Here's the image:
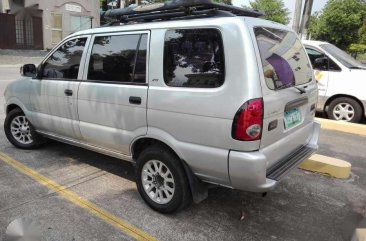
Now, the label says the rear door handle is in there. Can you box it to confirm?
[64,89,73,96]
[129,96,141,105]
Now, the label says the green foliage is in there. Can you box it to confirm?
[359,19,366,44]
[249,0,290,24]
[348,43,366,52]
[357,53,366,60]
[348,43,366,58]
[308,0,366,50]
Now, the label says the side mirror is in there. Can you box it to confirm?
[313,57,329,71]
[314,57,328,65]
[20,64,37,78]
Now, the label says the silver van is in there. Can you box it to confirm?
[3,1,320,213]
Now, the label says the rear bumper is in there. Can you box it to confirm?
[228,121,320,192]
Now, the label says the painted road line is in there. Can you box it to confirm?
[0,152,158,241]
[299,154,351,179]
[316,118,366,136]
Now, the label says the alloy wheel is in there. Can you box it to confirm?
[10,116,33,145]
[141,160,175,204]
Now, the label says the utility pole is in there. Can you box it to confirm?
[120,0,125,8]
[292,0,303,34]
[118,0,140,9]
[299,0,314,39]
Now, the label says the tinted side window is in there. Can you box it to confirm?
[306,48,325,70]
[42,38,87,79]
[164,29,225,88]
[306,48,341,71]
[88,34,145,83]
[329,59,341,71]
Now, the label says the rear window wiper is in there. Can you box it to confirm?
[294,86,306,94]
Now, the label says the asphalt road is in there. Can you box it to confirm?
[0,67,365,241]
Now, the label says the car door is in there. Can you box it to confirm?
[305,47,330,98]
[29,36,90,140]
[77,32,149,155]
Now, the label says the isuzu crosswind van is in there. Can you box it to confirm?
[4,1,319,213]
[304,40,366,123]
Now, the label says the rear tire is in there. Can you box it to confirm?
[4,108,45,149]
[327,97,363,123]
[135,145,191,213]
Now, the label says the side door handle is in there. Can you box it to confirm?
[129,96,141,105]
[64,89,73,96]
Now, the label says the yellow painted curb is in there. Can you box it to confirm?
[316,118,366,136]
[354,229,366,241]
[299,154,351,179]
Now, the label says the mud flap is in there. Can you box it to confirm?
[181,160,208,204]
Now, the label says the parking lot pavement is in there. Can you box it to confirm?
[0,50,46,66]
[1,68,366,241]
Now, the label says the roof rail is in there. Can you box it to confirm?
[101,0,263,24]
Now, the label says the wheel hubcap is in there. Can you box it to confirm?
[10,116,33,144]
[333,103,355,121]
[141,160,175,204]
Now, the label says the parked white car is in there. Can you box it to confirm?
[303,40,366,123]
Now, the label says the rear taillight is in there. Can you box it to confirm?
[232,98,263,141]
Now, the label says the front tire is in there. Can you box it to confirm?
[4,108,44,149]
[327,97,363,123]
[136,145,191,213]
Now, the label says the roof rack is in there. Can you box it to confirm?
[101,0,263,25]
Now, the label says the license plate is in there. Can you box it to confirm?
[284,108,302,129]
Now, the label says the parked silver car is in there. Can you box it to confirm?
[3,2,320,213]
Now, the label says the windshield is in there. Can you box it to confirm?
[254,27,313,90]
[320,43,365,68]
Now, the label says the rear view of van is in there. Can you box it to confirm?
[227,18,320,192]
[144,16,319,212]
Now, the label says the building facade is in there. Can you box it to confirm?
[0,0,100,49]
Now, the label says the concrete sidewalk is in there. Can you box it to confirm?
[0,49,48,67]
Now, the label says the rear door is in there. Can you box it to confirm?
[78,31,149,155]
[251,26,318,163]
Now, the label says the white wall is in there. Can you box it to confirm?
[25,0,100,49]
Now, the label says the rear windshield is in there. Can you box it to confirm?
[254,27,313,90]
